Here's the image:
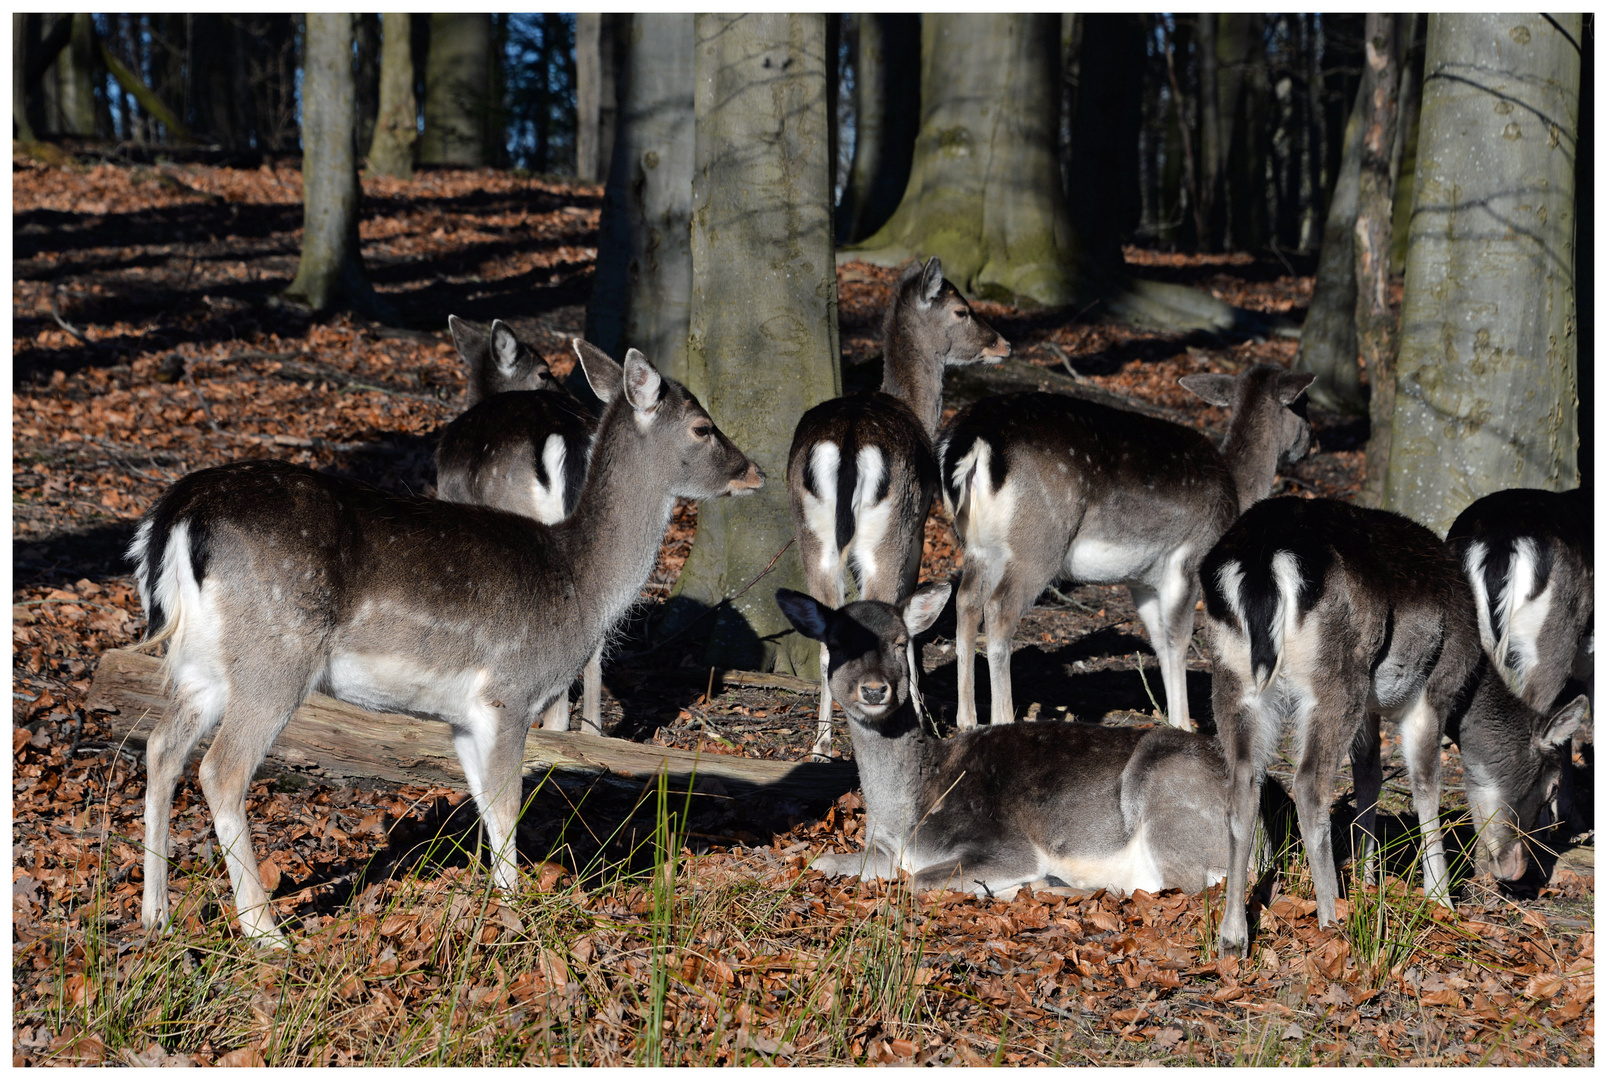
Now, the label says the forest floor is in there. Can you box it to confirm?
[11,152,1595,1066]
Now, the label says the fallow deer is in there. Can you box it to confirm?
[787,257,1009,760]
[130,342,761,947]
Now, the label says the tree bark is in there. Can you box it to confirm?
[354,14,381,164]
[13,15,37,143]
[1389,16,1426,275]
[1383,14,1582,532]
[575,13,623,184]
[586,13,695,387]
[1224,14,1270,251]
[670,13,842,675]
[833,14,920,245]
[50,13,99,137]
[1355,14,1402,508]
[284,14,390,320]
[1292,75,1369,414]
[419,13,492,166]
[1196,13,1221,251]
[1068,15,1146,269]
[367,13,418,179]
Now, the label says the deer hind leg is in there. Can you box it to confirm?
[1348,711,1384,883]
[982,571,1037,726]
[1129,560,1200,730]
[954,564,988,730]
[539,692,571,732]
[1396,690,1450,906]
[453,701,533,892]
[195,666,314,949]
[856,500,931,723]
[1214,665,1275,956]
[1293,684,1366,929]
[142,666,229,934]
[801,543,846,762]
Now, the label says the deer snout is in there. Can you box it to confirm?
[982,337,1011,362]
[1490,838,1529,883]
[859,681,889,706]
[726,461,765,496]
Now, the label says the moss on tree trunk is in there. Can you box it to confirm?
[1383,14,1581,532]
[669,14,842,676]
[419,13,491,167]
[367,13,417,180]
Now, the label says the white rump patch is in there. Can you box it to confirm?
[848,445,893,583]
[528,433,571,524]
[802,441,842,573]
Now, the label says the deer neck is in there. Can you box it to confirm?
[880,325,943,439]
[1219,406,1282,515]
[846,704,928,848]
[551,403,679,640]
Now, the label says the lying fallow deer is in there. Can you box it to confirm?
[130,341,762,947]
[938,364,1314,731]
[1202,497,1587,957]
[774,583,1289,897]
[438,316,603,734]
[787,257,1009,760]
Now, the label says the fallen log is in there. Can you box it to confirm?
[85,648,857,802]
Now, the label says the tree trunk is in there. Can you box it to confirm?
[848,14,1080,306]
[833,14,920,245]
[586,13,695,385]
[50,13,99,137]
[1383,14,1582,532]
[354,14,382,164]
[1354,14,1402,508]
[1224,14,1270,251]
[575,13,623,184]
[1388,15,1426,275]
[367,13,418,179]
[1292,75,1369,414]
[14,15,37,143]
[1068,15,1146,269]
[284,14,390,321]
[420,13,492,166]
[669,13,842,675]
[1196,13,1221,251]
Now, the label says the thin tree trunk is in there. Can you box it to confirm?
[1069,15,1146,269]
[420,13,491,166]
[833,14,919,245]
[354,14,381,164]
[1383,14,1582,531]
[53,13,99,137]
[1197,13,1221,251]
[1388,15,1425,276]
[575,13,622,184]
[367,13,417,179]
[671,13,842,675]
[1355,14,1402,508]
[1292,74,1369,414]
[586,13,695,384]
[284,14,390,321]
[14,15,37,143]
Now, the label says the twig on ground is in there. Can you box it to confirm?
[622,540,796,665]
[181,362,224,435]
[49,287,91,345]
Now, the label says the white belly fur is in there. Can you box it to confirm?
[326,653,492,724]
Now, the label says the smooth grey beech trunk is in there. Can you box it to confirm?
[671,13,842,675]
[574,13,621,184]
[419,13,491,166]
[1293,76,1368,414]
[833,14,920,246]
[366,13,416,179]
[586,13,694,385]
[284,14,387,319]
[1384,13,1581,533]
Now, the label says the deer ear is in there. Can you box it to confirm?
[448,315,488,368]
[490,320,522,376]
[1276,371,1316,405]
[776,589,831,641]
[902,582,951,636]
[621,348,664,412]
[1177,373,1238,408]
[919,256,945,306]
[573,339,623,403]
[1535,695,1588,750]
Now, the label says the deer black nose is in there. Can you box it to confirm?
[861,682,887,705]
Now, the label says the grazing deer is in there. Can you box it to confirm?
[1202,497,1587,956]
[938,364,1314,731]
[787,257,1009,760]
[130,342,762,947]
[775,584,1291,897]
[1447,485,1593,833]
[439,316,604,734]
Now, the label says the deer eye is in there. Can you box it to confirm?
[954,308,970,320]
[691,422,712,438]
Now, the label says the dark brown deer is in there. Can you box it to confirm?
[130,342,762,947]
[1202,497,1586,956]
[438,317,603,733]
[775,584,1291,897]
[787,257,1009,759]
[938,365,1313,731]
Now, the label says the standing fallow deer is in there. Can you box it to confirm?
[1202,497,1586,956]
[438,316,603,734]
[938,364,1314,731]
[787,256,1009,760]
[130,341,762,947]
